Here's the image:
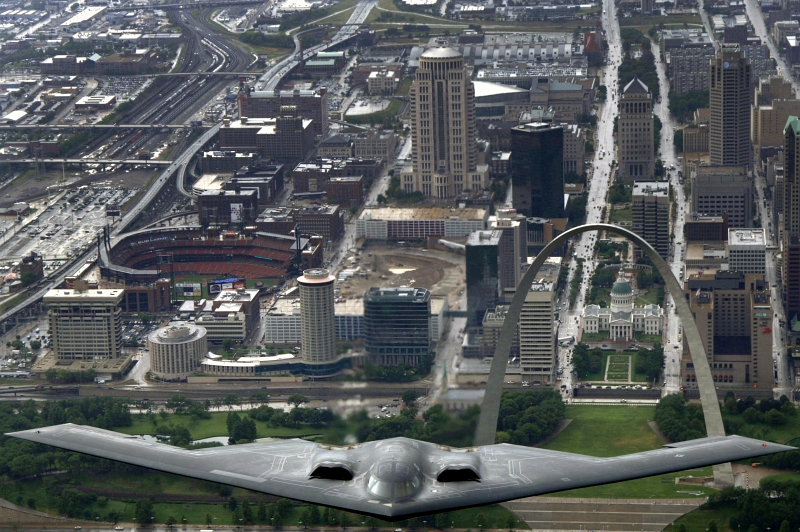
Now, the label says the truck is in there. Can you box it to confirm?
[558,335,575,345]
[136,150,151,159]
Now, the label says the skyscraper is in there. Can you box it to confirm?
[710,44,752,168]
[783,116,800,321]
[44,281,124,361]
[618,77,654,180]
[519,257,561,385]
[511,123,564,218]
[488,208,527,295]
[364,287,431,366]
[632,182,669,259]
[297,268,336,365]
[403,47,488,198]
[465,230,501,327]
[683,271,773,390]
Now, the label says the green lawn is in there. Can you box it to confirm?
[584,351,618,382]
[610,206,632,223]
[396,76,412,96]
[635,332,664,344]
[722,410,800,444]
[580,331,608,343]
[607,354,630,381]
[116,412,327,441]
[344,98,403,124]
[541,406,718,499]
[635,288,660,306]
[618,14,701,27]
[630,351,650,383]
[671,505,739,532]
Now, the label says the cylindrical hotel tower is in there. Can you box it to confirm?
[297,268,336,364]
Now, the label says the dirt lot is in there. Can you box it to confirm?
[335,243,465,303]
[0,166,159,209]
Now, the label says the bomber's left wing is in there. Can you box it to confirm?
[410,435,795,515]
[7,425,794,520]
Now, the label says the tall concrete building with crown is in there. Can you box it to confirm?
[402,47,488,198]
[582,270,663,341]
[618,77,654,180]
[710,45,752,169]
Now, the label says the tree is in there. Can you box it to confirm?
[20,271,38,287]
[29,340,41,350]
[402,389,420,406]
[287,393,309,408]
[222,338,235,352]
[242,500,254,524]
[165,516,177,528]
[476,513,486,530]
[706,521,717,532]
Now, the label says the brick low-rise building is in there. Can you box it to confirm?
[326,175,363,207]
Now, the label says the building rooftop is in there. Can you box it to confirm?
[366,286,431,301]
[44,288,124,300]
[148,322,206,345]
[248,89,325,99]
[467,230,502,246]
[633,182,668,196]
[623,77,649,94]
[728,228,766,247]
[472,80,528,98]
[421,47,462,59]
[214,288,259,304]
[198,189,257,199]
[358,206,487,222]
[61,6,105,26]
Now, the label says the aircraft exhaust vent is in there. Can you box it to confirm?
[436,468,480,482]
[310,466,354,481]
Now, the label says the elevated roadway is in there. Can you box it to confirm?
[0,158,171,165]
[0,124,211,130]
[105,0,264,11]
[258,0,377,91]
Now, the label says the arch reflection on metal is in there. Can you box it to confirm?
[474,223,733,486]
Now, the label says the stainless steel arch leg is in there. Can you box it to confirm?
[474,223,733,486]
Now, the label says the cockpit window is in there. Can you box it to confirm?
[366,460,422,501]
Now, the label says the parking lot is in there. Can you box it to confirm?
[0,185,139,262]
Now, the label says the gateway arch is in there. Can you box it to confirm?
[474,223,734,485]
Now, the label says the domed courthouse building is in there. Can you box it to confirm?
[581,270,663,341]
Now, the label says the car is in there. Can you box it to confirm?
[75,528,82,531]
[115,527,124,531]
[620,399,627,403]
